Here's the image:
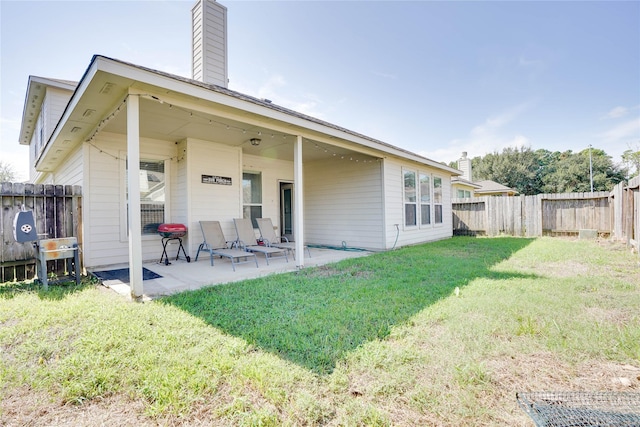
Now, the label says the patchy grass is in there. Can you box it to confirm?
[1,237,638,426]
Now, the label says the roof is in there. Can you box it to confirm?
[451,177,482,189]
[30,55,461,175]
[102,56,460,174]
[474,180,518,195]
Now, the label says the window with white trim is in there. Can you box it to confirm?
[242,171,262,228]
[434,176,443,224]
[140,160,166,234]
[125,159,166,235]
[419,173,431,225]
[403,170,417,227]
[457,189,471,198]
[403,170,445,227]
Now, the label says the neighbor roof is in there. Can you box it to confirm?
[474,180,518,195]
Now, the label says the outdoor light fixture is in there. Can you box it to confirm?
[250,138,261,146]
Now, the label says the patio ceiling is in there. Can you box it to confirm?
[99,96,365,163]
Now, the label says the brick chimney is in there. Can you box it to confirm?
[192,0,228,87]
[458,151,472,181]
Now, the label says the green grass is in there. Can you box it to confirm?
[163,237,535,374]
[1,237,638,426]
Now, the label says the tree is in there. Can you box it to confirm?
[454,145,626,195]
[470,146,541,195]
[622,144,640,178]
[0,160,18,182]
[540,148,625,193]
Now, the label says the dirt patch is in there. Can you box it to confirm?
[0,387,155,427]
[487,352,640,393]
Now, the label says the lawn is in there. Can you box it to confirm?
[1,237,638,426]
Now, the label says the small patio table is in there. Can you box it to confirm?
[516,391,640,427]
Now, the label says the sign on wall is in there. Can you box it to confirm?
[201,175,232,185]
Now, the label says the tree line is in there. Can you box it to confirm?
[449,145,639,196]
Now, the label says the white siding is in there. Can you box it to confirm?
[383,158,453,248]
[83,132,177,268]
[172,139,189,227]
[304,158,384,250]
[183,138,242,255]
[181,143,295,255]
[243,153,294,220]
[43,87,72,143]
[53,145,84,186]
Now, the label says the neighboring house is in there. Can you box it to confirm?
[17,0,460,296]
[473,180,518,197]
[451,177,481,198]
[452,152,517,197]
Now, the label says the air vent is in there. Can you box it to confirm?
[70,127,81,133]
[99,82,115,94]
[82,109,96,118]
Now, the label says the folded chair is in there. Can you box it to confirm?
[256,218,311,260]
[233,218,289,265]
[196,221,258,271]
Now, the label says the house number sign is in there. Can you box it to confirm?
[201,175,232,185]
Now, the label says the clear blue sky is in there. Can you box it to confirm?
[2,0,639,181]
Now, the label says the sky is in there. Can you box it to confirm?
[1,0,639,181]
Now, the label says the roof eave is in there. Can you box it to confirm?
[19,76,77,146]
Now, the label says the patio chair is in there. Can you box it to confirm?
[233,218,289,265]
[256,217,311,260]
[195,220,258,271]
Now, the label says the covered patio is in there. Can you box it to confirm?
[93,246,371,300]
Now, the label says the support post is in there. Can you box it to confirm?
[127,94,144,300]
[294,135,304,268]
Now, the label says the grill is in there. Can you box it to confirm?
[158,223,191,265]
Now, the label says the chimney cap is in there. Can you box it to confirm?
[461,151,468,158]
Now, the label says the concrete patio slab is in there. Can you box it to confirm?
[92,247,372,300]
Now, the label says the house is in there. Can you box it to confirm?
[17,0,460,297]
[452,152,517,197]
[473,180,518,197]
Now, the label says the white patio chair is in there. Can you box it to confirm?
[256,218,311,260]
[233,218,288,265]
[195,221,258,271]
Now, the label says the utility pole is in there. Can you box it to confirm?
[588,144,594,193]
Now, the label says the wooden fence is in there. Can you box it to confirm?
[610,176,640,252]
[1,182,82,282]
[452,191,611,237]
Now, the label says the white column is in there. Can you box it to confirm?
[294,135,304,268]
[127,94,144,299]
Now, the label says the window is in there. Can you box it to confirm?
[403,170,445,227]
[243,171,262,228]
[126,159,166,235]
[403,170,417,226]
[420,173,431,225]
[434,176,443,224]
[457,189,471,198]
[139,160,165,234]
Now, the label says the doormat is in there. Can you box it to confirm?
[92,268,162,283]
